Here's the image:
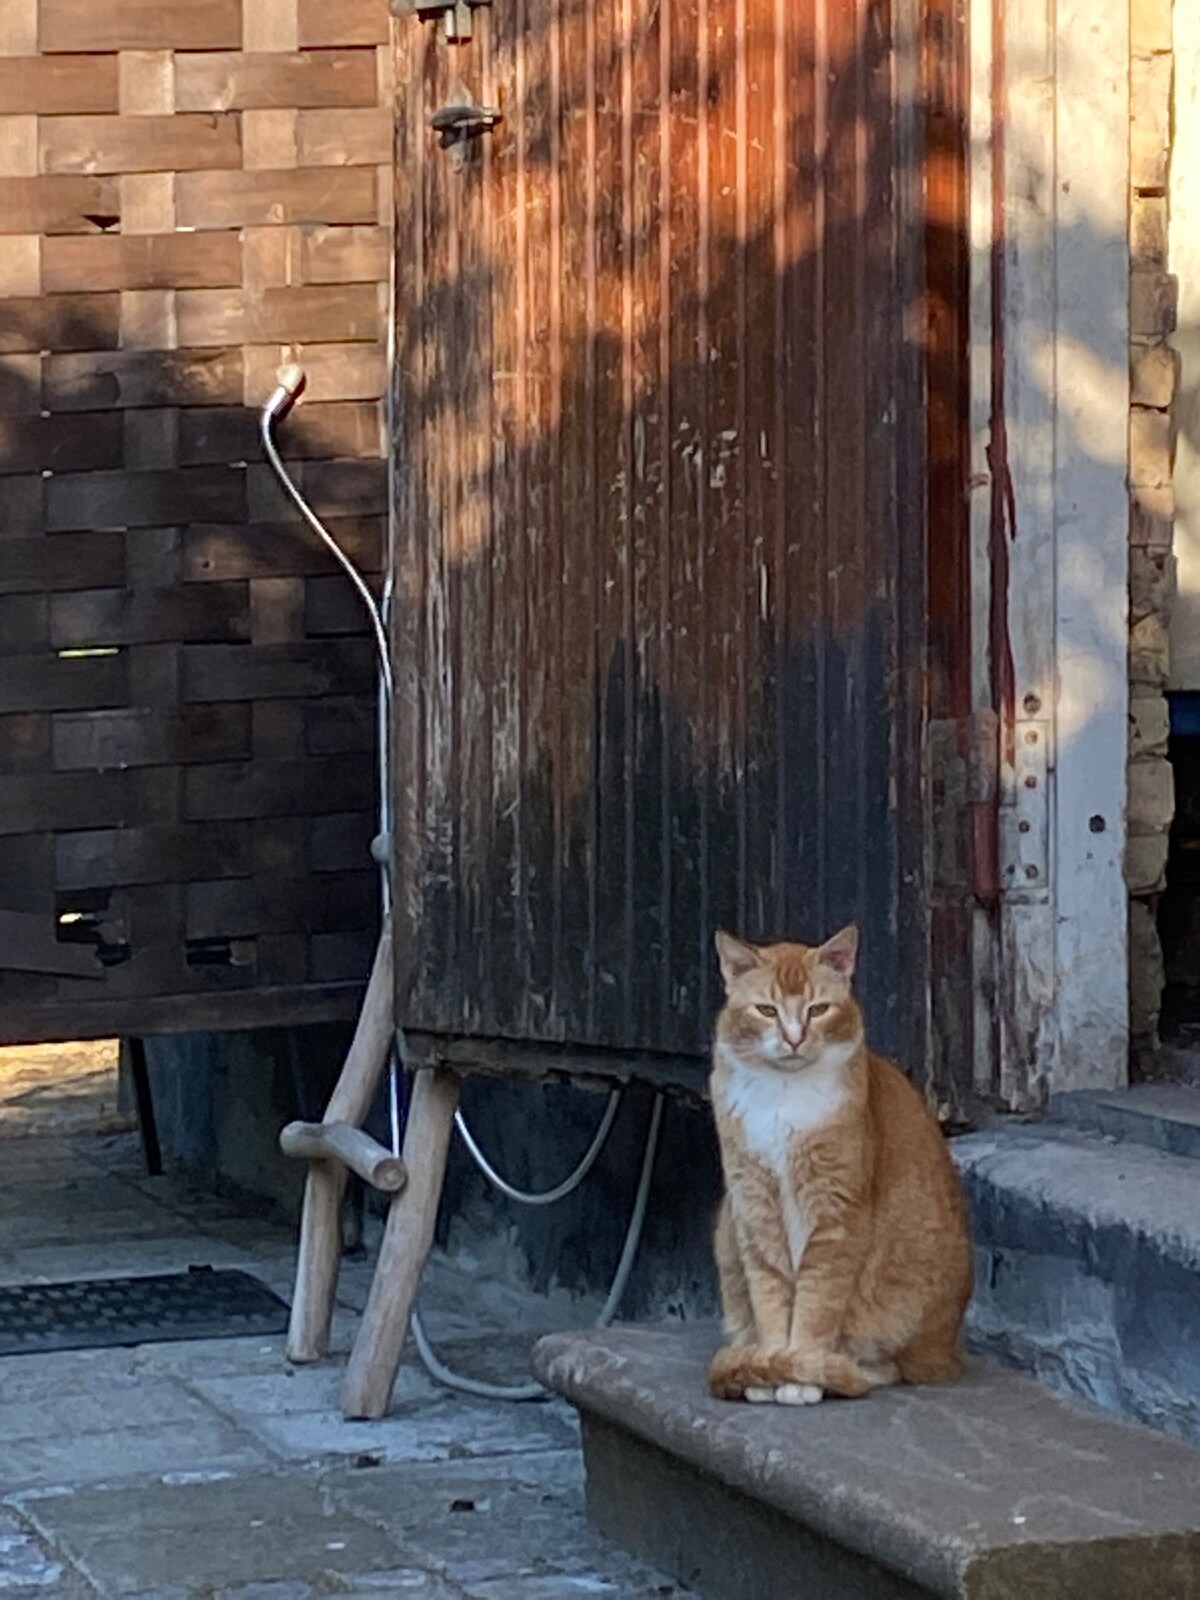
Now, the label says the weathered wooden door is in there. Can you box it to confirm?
[392,0,962,1092]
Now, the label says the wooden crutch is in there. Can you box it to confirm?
[281,920,402,1362]
[340,1061,460,1418]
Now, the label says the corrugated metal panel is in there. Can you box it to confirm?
[392,0,929,1075]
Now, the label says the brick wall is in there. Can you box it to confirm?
[1127,0,1179,1055]
[0,0,395,1042]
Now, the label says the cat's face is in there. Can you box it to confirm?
[713,926,862,1071]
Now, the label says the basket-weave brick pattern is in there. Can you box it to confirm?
[0,0,393,1042]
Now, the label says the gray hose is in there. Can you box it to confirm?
[410,1093,663,1401]
[452,1091,622,1206]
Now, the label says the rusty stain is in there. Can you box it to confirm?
[969,0,1012,922]
[986,0,1016,763]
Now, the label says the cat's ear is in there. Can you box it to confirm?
[715,929,761,987]
[817,923,858,979]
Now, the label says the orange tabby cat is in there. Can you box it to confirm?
[707,925,971,1404]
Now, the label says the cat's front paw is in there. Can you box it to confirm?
[774,1382,824,1405]
[709,1344,821,1403]
[707,1343,756,1400]
[774,1348,872,1399]
[744,1381,824,1405]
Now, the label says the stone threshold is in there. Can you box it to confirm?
[534,1322,1200,1600]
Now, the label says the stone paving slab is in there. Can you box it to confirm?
[0,1129,690,1598]
[16,1474,411,1596]
[133,1318,363,1381]
[0,1506,96,1597]
[3,1363,229,1442]
[243,1393,578,1468]
[181,1355,442,1419]
[331,1452,686,1597]
[4,1414,271,1492]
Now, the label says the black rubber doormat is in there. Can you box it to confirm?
[0,1266,290,1356]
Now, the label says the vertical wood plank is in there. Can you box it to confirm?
[738,0,781,946]
[555,0,599,1037]
[702,0,743,965]
[781,0,823,943]
[390,8,426,1028]
[519,0,557,1037]
[120,171,176,233]
[451,6,495,1035]
[485,0,524,1034]
[662,0,703,1047]
[0,234,41,295]
[415,23,459,1032]
[629,0,668,1046]
[591,0,631,1046]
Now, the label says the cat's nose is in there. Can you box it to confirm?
[782,1025,804,1050]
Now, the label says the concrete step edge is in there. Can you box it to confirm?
[533,1323,1200,1600]
[952,1124,1200,1272]
[1049,1085,1200,1162]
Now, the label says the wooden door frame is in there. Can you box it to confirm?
[967,0,1131,1103]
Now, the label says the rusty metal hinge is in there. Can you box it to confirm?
[1000,719,1050,901]
[391,0,490,42]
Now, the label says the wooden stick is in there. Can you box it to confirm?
[280,1120,407,1193]
[323,917,396,1126]
[340,1065,460,1419]
[286,919,394,1364]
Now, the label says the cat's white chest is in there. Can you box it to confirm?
[718,1052,846,1269]
[720,1054,845,1167]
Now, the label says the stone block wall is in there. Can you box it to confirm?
[1128,0,1179,1056]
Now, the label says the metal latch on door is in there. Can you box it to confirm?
[430,101,502,148]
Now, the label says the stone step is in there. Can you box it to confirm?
[954,1125,1200,1443]
[1049,1083,1200,1161]
[533,1322,1200,1600]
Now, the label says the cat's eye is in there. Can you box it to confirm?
[755,1003,778,1019]
[807,1002,832,1019]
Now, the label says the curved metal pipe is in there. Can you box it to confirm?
[260,365,394,707]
